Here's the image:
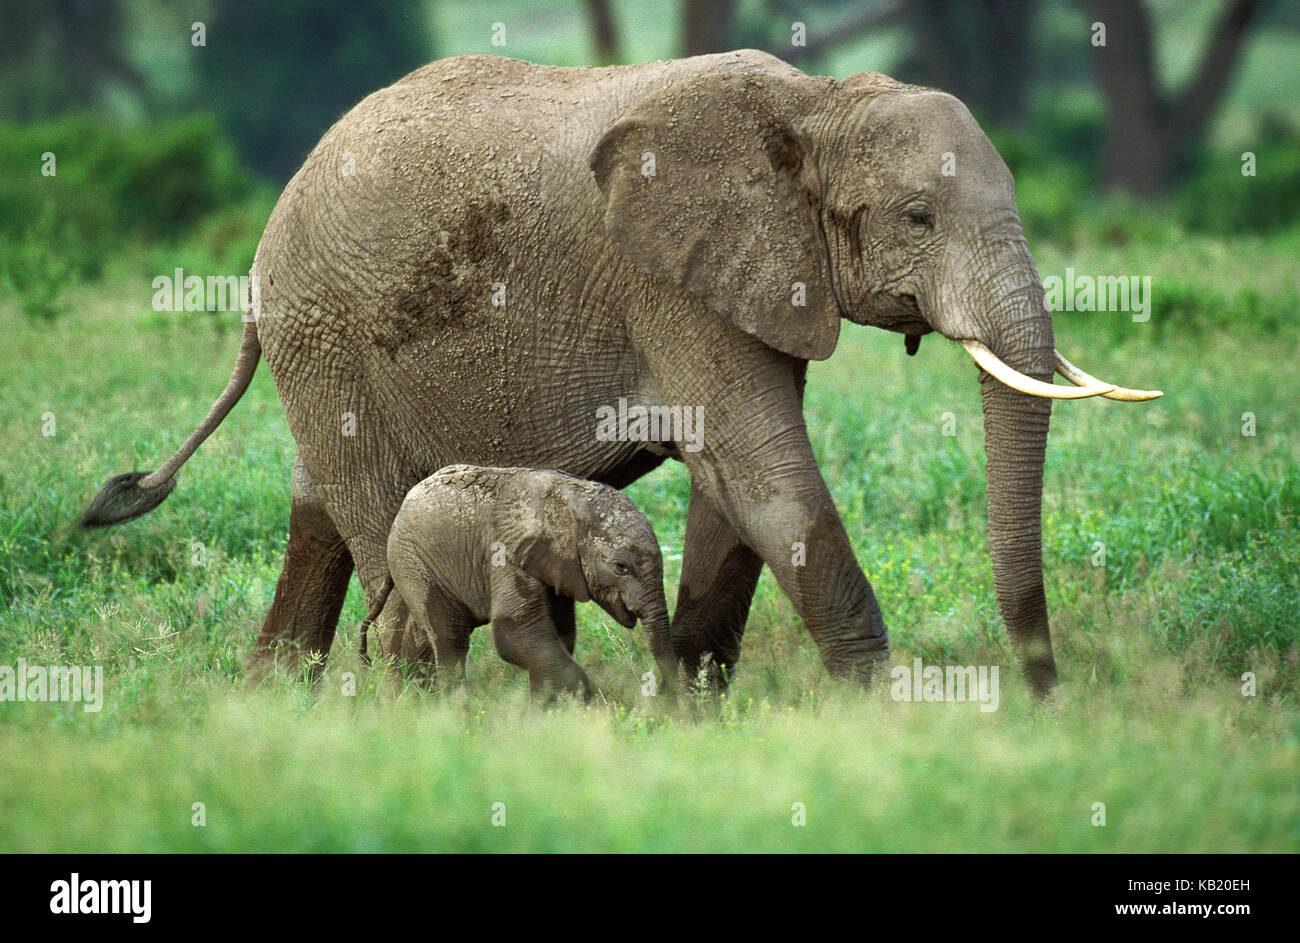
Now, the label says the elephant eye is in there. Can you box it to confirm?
[907,208,935,231]
[614,562,631,576]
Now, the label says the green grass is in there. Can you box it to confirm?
[1,221,1298,852]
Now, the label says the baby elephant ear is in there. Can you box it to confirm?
[493,471,592,603]
[588,69,841,362]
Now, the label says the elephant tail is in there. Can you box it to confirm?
[80,318,262,527]
[359,577,394,664]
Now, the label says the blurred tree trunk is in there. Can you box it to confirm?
[901,0,1038,126]
[1087,0,1265,195]
[585,0,620,63]
[48,0,149,108]
[777,1,905,66]
[198,0,430,181]
[683,0,736,56]
[0,0,149,119]
[982,0,1036,124]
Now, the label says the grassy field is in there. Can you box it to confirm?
[2,209,1298,851]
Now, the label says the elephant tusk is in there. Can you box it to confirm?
[1053,350,1164,401]
[961,340,1115,399]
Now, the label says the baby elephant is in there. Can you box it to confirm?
[362,465,675,699]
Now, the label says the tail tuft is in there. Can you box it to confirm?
[80,472,176,528]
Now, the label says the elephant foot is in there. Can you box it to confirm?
[1022,655,1059,699]
[530,662,593,705]
[244,640,331,687]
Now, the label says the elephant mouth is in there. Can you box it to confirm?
[960,340,1163,401]
[864,292,932,336]
[610,599,637,630]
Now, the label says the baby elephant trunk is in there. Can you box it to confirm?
[636,594,677,695]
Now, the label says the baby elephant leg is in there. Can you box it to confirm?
[401,588,472,692]
[550,592,577,656]
[430,623,471,688]
[491,598,591,701]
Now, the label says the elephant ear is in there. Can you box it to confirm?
[492,471,592,603]
[588,70,841,362]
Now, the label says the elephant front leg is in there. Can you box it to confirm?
[490,581,591,701]
[773,499,890,685]
[492,619,592,701]
[548,591,577,656]
[686,445,890,688]
[671,480,764,692]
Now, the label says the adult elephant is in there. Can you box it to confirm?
[83,51,1159,695]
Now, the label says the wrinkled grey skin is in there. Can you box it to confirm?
[362,465,673,699]
[84,51,1067,695]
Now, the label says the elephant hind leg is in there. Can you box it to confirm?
[386,573,474,691]
[671,480,764,692]
[246,457,355,684]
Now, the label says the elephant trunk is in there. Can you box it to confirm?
[977,272,1058,695]
[636,588,677,693]
[957,231,1160,694]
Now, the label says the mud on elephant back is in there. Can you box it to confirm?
[80,49,1162,699]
